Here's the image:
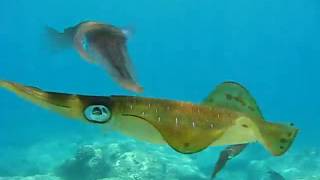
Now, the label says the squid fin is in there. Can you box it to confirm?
[202,81,263,119]
[203,82,298,156]
[122,114,224,154]
[257,121,298,156]
[203,82,274,178]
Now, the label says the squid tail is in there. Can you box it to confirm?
[44,25,76,53]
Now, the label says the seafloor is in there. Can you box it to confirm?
[0,131,318,180]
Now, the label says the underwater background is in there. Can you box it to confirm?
[0,0,319,179]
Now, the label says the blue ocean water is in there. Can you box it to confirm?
[0,0,319,179]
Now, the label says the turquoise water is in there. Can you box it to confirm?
[0,0,319,179]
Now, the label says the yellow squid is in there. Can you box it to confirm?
[0,80,298,168]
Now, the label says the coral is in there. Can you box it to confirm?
[101,138,208,180]
[0,174,61,180]
[111,150,163,179]
[55,145,110,180]
[2,133,320,180]
[234,146,320,180]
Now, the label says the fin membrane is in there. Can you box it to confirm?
[157,124,224,154]
[202,82,263,119]
[123,114,225,154]
[258,121,298,156]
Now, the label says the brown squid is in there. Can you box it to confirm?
[46,21,143,93]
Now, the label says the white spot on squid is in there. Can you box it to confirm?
[192,121,196,128]
[175,117,178,126]
[210,124,214,128]
[25,89,33,94]
[155,108,158,113]
[148,104,151,108]
[158,117,161,122]
[217,113,220,119]
[141,112,145,116]
[130,105,133,110]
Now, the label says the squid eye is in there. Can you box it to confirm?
[84,105,111,123]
